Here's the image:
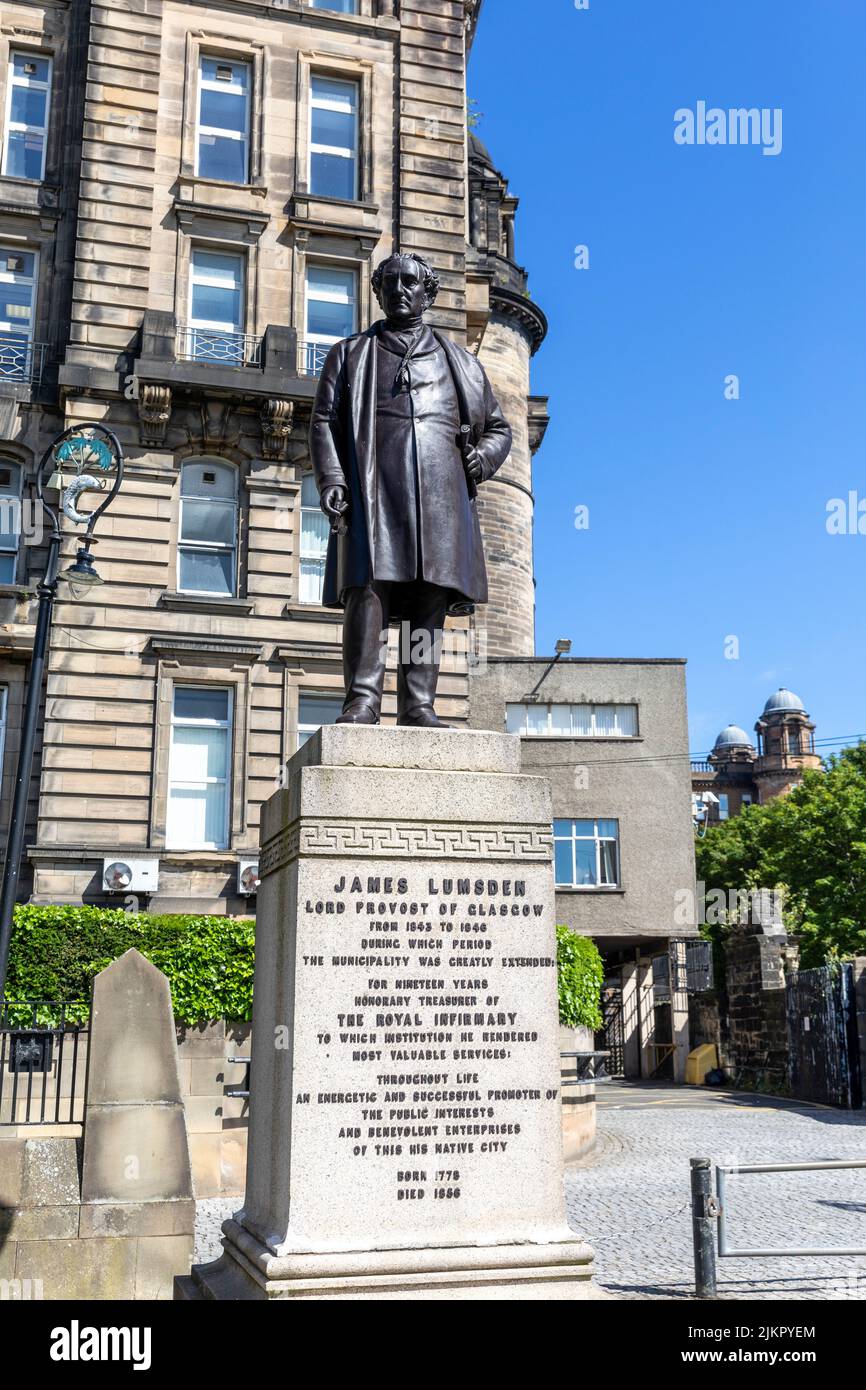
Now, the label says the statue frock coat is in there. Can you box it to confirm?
[309,319,512,618]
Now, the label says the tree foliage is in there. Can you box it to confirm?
[694,744,866,967]
[556,925,603,1030]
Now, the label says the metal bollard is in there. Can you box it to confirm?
[690,1157,718,1298]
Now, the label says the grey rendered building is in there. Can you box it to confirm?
[469,657,700,1081]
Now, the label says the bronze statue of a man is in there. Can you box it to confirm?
[309,251,512,727]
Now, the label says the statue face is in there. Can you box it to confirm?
[376,257,428,323]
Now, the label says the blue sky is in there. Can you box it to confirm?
[469,0,866,756]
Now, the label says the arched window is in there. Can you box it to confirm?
[178,458,238,595]
[0,458,23,582]
[299,472,328,604]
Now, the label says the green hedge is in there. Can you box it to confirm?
[5,905,604,1033]
[5,905,255,1026]
[556,924,603,1031]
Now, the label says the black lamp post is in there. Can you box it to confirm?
[0,423,124,998]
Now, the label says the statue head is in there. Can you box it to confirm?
[372,252,440,325]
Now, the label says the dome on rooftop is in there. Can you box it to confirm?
[468,132,496,171]
[762,688,805,716]
[713,724,755,752]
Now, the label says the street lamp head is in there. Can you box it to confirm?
[60,542,102,592]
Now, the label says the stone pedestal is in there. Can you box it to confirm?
[181,728,600,1299]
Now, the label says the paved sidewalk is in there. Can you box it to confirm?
[565,1081,866,1300]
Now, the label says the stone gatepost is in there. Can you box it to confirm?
[181,726,602,1299]
[723,898,797,1078]
[1,950,194,1298]
[80,948,195,1296]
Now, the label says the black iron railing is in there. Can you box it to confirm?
[560,1050,611,1085]
[0,338,47,385]
[176,325,262,368]
[299,340,331,376]
[0,1000,88,1126]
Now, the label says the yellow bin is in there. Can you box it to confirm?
[685,1043,718,1086]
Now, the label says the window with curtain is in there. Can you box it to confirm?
[304,263,356,374]
[298,691,344,748]
[178,458,238,595]
[3,52,51,182]
[0,459,22,581]
[506,703,638,738]
[310,75,358,201]
[196,57,249,183]
[299,472,328,603]
[166,686,232,849]
[553,819,620,889]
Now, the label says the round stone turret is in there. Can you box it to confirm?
[466,135,548,658]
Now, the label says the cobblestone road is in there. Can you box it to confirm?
[565,1082,866,1300]
[195,1081,866,1300]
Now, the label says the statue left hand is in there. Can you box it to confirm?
[461,442,483,483]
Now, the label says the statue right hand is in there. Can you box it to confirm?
[320,485,349,531]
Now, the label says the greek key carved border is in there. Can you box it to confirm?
[259,821,553,879]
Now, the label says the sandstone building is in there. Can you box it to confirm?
[0,0,550,913]
[691,687,822,828]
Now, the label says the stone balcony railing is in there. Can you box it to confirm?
[133,310,318,405]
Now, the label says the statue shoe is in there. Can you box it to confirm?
[396,705,451,729]
[336,700,380,726]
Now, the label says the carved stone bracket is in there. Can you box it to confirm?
[138,383,172,447]
[260,398,294,461]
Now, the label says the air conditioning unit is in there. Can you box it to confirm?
[237,859,260,896]
[102,857,160,894]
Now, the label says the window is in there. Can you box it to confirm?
[304,264,356,374]
[311,0,359,11]
[506,703,638,738]
[166,686,232,849]
[310,76,358,201]
[196,57,249,183]
[300,473,328,604]
[187,247,248,363]
[0,248,36,381]
[741,793,753,809]
[0,460,22,581]
[788,728,801,754]
[298,691,343,748]
[554,819,620,889]
[718,794,729,821]
[3,52,51,182]
[178,458,238,595]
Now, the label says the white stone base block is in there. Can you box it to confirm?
[177,728,607,1301]
[183,1220,602,1300]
